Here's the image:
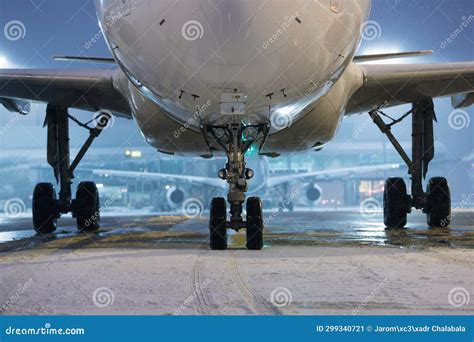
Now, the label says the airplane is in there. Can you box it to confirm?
[86,156,402,210]
[1,0,473,250]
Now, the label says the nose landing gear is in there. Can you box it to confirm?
[202,123,269,250]
[32,105,109,234]
[370,100,452,228]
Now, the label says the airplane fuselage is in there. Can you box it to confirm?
[96,0,371,155]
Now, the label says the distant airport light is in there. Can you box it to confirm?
[125,150,142,158]
[0,56,8,68]
[0,55,15,68]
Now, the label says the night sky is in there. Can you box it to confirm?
[0,0,472,161]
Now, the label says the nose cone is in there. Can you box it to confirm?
[99,0,366,125]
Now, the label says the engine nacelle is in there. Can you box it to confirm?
[166,186,184,206]
[304,183,323,204]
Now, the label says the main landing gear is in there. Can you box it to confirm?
[32,105,109,234]
[369,99,451,229]
[202,123,270,250]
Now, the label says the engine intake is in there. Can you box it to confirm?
[166,186,184,206]
[305,183,322,203]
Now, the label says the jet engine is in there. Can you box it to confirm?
[166,186,185,206]
[303,183,323,204]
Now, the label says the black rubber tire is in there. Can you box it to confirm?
[32,183,58,234]
[426,177,451,227]
[383,178,409,229]
[75,182,100,231]
[246,197,264,250]
[209,197,227,250]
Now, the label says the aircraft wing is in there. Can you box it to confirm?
[0,68,131,117]
[88,169,227,190]
[88,163,401,191]
[346,62,474,114]
[266,163,402,188]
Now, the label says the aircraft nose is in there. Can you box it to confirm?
[101,0,362,126]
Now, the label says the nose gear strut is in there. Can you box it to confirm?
[201,123,270,250]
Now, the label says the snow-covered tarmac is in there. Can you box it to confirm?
[0,211,473,315]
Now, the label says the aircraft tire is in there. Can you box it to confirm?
[426,177,451,227]
[32,182,58,234]
[383,178,409,229]
[246,197,264,250]
[209,197,227,250]
[75,182,100,231]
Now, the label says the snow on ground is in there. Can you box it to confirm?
[1,245,472,315]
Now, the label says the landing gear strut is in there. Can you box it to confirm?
[202,123,269,250]
[370,100,451,228]
[32,105,110,233]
